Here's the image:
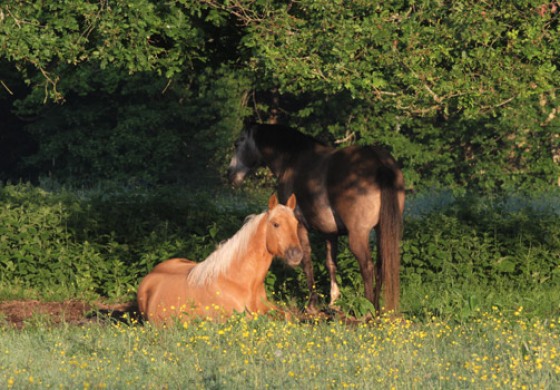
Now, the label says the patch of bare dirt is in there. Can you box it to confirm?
[0,300,369,329]
[0,300,137,329]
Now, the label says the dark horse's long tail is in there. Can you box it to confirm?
[377,165,404,313]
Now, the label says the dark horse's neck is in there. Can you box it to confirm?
[252,124,329,176]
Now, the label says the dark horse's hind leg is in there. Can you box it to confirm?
[373,226,383,313]
[298,224,320,313]
[348,230,376,311]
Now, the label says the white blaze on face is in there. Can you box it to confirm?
[228,130,261,185]
[228,153,250,185]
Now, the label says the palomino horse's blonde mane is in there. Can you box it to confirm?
[186,212,266,286]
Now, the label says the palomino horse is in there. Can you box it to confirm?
[228,124,405,314]
[137,194,303,325]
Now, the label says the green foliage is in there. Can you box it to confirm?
[0,183,264,300]
[9,64,250,185]
[398,191,560,319]
[234,0,560,115]
[1,0,559,191]
[0,0,208,100]
[220,0,560,191]
[401,194,560,287]
[0,184,559,319]
[0,184,110,298]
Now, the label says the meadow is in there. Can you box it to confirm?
[1,311,559,388]
[0,183,559,388]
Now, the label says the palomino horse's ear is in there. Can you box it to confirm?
[286,193,297,210]
[268,193,279,210]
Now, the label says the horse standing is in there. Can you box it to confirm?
[137,194,303,325]
[228,124,405,314]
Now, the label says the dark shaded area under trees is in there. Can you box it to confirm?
[0,1,559,192]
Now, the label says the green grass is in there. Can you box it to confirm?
[0,312,559,389]
[1,184,559,387]
[401,281,560,322]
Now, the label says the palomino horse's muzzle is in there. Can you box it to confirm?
[284,246,304,267]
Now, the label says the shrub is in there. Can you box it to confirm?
[1,183,558,320]
[401,194,560,288]
[0,184,108,298]
[0,183,262,300]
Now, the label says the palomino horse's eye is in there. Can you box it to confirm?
[272,222,280,228]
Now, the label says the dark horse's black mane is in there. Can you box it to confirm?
[251,124,326,153]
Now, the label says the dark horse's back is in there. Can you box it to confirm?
[325,144,405,234]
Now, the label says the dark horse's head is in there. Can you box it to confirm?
[227,126,262,186]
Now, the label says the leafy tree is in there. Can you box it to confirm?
[219,0,560,190]
[0,0,209,100]
[1,0,558,190]
[1,1,249,184]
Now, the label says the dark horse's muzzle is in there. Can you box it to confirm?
[284,246,304,267]
[227,166,245,186]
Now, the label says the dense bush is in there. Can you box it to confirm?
[402,196,560,287]
[0,183,263,300]
[0,184,110,297]
[8,65,250,186]
[1,184,558,320]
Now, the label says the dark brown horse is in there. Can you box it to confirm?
[227,124,405,314]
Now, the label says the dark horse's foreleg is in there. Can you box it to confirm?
[325,236,340,307]
[298,224,319,313]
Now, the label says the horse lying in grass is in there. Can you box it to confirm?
[137,194,303,325]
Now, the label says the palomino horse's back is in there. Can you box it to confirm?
[147,258,197,274]
[137,258,197,324]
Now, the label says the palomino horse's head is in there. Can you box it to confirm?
[227,127,262,186]
[265,193,303,267]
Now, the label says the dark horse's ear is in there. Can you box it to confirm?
[286,193,297,210]
[268,193,279,210]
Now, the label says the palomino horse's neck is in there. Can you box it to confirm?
[186,213,272,286]
[225,215,275,285]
